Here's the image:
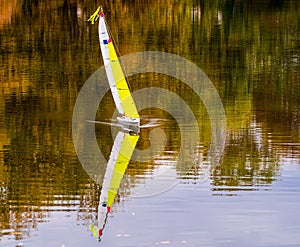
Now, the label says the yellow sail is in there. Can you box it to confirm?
[108,40,139,119]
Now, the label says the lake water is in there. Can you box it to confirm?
[0,0,299,246]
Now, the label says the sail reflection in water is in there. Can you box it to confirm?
[89,131,139,241]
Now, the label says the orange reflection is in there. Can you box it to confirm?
[0,0,17,26]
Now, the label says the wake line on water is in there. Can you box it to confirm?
[86,118,162,129]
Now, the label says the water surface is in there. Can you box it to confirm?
[0,0,299,246]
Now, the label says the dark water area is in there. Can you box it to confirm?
[0,0,299,246]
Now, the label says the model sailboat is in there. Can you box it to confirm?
[89,131,139,241]
[88,6,140,134]
[87,8,140,240]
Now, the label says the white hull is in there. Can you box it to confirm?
[117,115,140,125]
[117,115,140,134]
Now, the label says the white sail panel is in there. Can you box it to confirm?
[98,12,124,115]
[98,10,139,119]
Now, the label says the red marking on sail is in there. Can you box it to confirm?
[100,12,104,17]
[108,38,112,43]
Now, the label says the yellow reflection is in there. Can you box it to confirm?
[90,131,139,241]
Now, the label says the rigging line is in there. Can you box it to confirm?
[104,16,134,93]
